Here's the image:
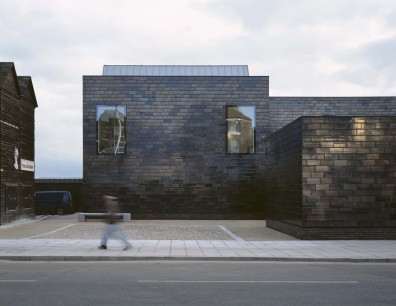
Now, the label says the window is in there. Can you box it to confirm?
[226,106,255,154]
[97,105,126,154]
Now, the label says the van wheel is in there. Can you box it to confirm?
[57,208,64,215]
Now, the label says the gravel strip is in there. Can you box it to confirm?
[30,224,234,240]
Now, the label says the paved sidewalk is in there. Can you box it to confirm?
[0,238,396,262]
[0,215,395,262]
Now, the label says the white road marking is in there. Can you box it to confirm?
[0,280,37,283]
[25,224,75,239]
[138,280,359,284]
[218,225,245,241]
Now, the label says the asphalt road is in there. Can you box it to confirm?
[1,261,395,306]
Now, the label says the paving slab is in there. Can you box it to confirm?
[0,215,395,262]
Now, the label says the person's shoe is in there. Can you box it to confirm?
[98,245,107,250]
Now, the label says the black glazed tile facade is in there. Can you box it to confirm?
[82,71,396,238]
[83,76,269,219]
[266,116,396,239]
[269,97,396,132]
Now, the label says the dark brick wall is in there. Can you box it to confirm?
[270,97,396,132]
[267,116,396,239]
[83,76,269,218]
[82,73,396,229]
[267,219,396,239]
[265,118,303,228]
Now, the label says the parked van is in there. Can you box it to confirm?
[34,191,73,215]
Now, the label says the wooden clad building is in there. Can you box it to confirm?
[0,62,38,225]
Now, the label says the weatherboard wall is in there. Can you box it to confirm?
[0,64,36,225]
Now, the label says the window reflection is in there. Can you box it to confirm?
[97,105,126,154]
[227,106,255,154]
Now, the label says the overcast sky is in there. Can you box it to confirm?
[1,0,395,178]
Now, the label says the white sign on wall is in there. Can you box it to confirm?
[21,159,35,172]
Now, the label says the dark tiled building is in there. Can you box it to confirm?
[83,65,396,238]
[266,116,396,239]
[0,62,38,225]
[83,66,269,218]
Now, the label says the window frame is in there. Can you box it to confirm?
[96,105,127,155]
[226,105,256,154]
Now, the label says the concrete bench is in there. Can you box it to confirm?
[77,213,131,222]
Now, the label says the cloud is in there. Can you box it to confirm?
[333,36,396,92]
[197,0,396,95]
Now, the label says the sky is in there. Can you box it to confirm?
[1,0,395,178]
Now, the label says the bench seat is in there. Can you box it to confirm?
[77,212,131,222]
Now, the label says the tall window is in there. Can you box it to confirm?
[96,105,126,154]
[227,106,255,154]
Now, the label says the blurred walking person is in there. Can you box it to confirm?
[98,194,132,250]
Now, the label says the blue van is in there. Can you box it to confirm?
[34,191,73,215]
